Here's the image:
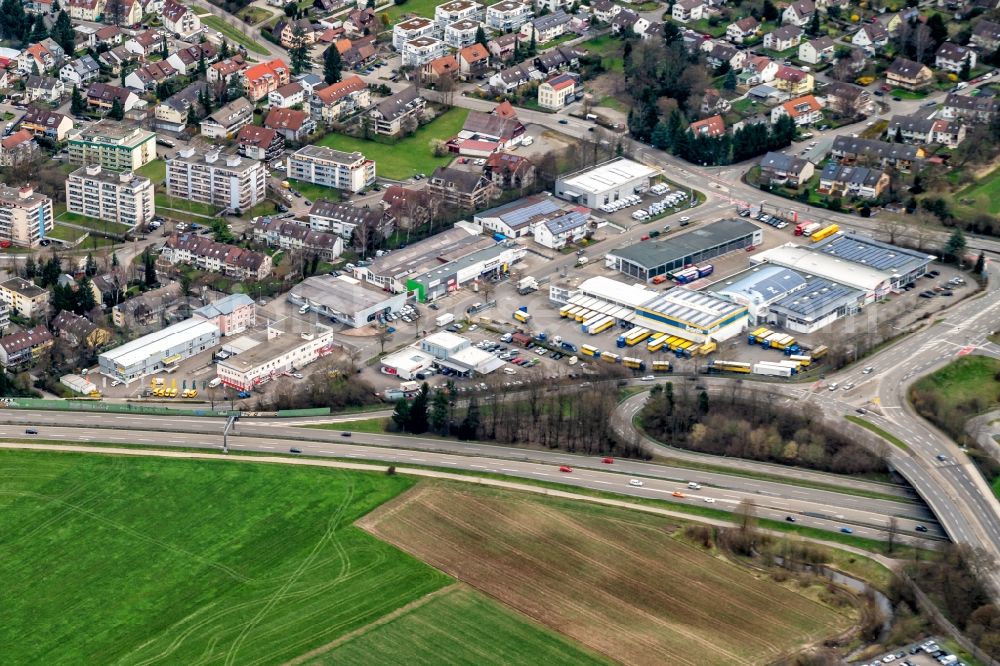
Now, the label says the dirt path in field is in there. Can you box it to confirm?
[282,583,462,666]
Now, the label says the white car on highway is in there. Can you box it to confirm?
[628,479,644,487]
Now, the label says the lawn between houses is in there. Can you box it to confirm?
[316,107,469,181]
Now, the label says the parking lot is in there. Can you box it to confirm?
[858,637,967,666]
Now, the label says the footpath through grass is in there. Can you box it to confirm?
[0,450,451,665]
[845,415,911,452]
[316,108,469,180]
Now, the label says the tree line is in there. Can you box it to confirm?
[640,381,886,475]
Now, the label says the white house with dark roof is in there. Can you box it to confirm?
[935,42,975,73]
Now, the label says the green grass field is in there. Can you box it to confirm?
[54,211,131,234]
[316,108,469,180]
[581,35,624,73]
[237,5,273,24]
[202,15,269,55]
[912,355,1000,418]
[46,223,88,242]
[155,194,220,218]
[288,178,342,203]
[844,415,911,451]
[0,450,452,665]
[307,586,609,665]
[954,165,1000,216]
[306,417,390,433]
[136,158,166,184]
[890,88,928,99]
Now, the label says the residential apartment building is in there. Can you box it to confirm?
[242,59,290,102]
[444,19,481,48]
[393,16,434,50]
[435,0,484,28]
[68,0,105,21]
[538,73,576,109]
[154,82,208,133]
[310,75,370,125]
[162,233,273,280]
[308,199,394,240]
[162,0,201,37]
[368,87,425,136]
[192,293,256,336]
[770,95,823,126]
[249,218,344,260]
[672,0,705,23]
[0,325,54,368]
[818,164,890,199]
[521,10,571,43]
[65,165,155,228]
[427,167,498,210]
[236,125,284,162]
[67,121,156,172]
[885,58,933,91]
[486,0,533,31]
[401,36,448,67]
[0,184,53,248]
[286,146,375,193]
[166,147,267,212]
[264,107,316,142]
[0,277,50,318]
[200,97,254,139]
[268,81,305,109]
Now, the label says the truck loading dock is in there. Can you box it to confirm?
[606,219,762,283]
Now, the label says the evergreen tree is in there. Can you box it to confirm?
[289,25,310,74]
[52,0,60,11]
[0,0,28,42]
[723,68,737,90]
[974,251,985,274]
[52,283,74,313]
[160,35,169,60]
[529,29,536,55]
[76,277,97,314]
[474,25,488,47]
[926,13,948,49]
[762,0,778,21]
[111,252,119,267]
[218,40,230,60]
[944,227,966,263]
[70,84,85,114]
[651,121,671,149]
[84,253,97,277]
[770,114,796,149]
[429,389,449,434]
[959,54,971,81]
[109,98,124,120]
[807,10,820,37]
[391,398,411,431]
[28,14,47,42]
[142,248,156,287]
[698,389,709,414]
[323,44,342,84]
[284,1,297,16]
[457,398,480,440]
[408,383,430,434]
[197,50,207,75]
[894,126,903,143]
[23,255,36,279]
[120,62,128,86]
[662,20,680,45]
[52,10,74,54]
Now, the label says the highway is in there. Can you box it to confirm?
[0,414,938,540]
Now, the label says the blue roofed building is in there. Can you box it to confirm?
[708,264,807,324]
[532,209,590,249]
[474,194,565,238]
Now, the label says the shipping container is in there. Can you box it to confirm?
[646,333,669,352]
[810,223,839,243]
[601,351,621,364]
[652,360,672,373]
[580,344,600,357]
[710,360,752,373]
[753,363,793,377]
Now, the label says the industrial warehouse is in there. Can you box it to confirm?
[554,158,659,208]
[380,331,504,378]
[216,321,335,390]
[288,274,406,328]
[405,241,526,302]
[98,318,221,383]
[605,219,763,282]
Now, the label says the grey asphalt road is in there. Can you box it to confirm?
[6,422,935,541]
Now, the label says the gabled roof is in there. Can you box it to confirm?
[459,43,490,64]
[886,57,929,78]
[21,105,69,129]
[314,75,366,104]
[544,72,576,91]
[265,107,310,131]
[243,58,288,83]
[426,54,459,75]
[211,55,247,76]
[86,82,133,103]
[373,86,422,122]
[0,325,52,355]
[768,24,803,41]
[236,124,280,148]
[689,114,726,137]
[463,110,524,140]
[779,94,821,117]
[935,41,972,61]
[430,166,490,194]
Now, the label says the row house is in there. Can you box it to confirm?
[241,59,290,102]
[200,97,254,139]
[818,164,890,200]
[0,325,53,369]
[941,93,999,123]
[310,75,370,125]
[249,218,344,261]
[444,18,482,49]
[124,60,179,91]
[534,45,583,74]
[770,94,823,126]
[402,36,448,67]
[887,114,967,147]
[25,75,63,103]
[162,234,272,281]
[831,135,925,170]
[236,125,284,162]
[264,107,315,142]
[308,199,395,242]
[368,87,425,136]
[758,152,815,187]
[435,0,484,29]
[161,0,201,38]
[486,0,533,32]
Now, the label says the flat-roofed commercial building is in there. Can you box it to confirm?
[67,120,156,172]
[634,287,747,343]
[98,318,220,383]
[288,274,406,328]
[216,323,335,390]
[554,158,659,208]
[65,165,154,228]
[0,184,53,247]
[166,147,266,212]
[286,146,375,193]
[606,218,762,282]
[405,241,526,302]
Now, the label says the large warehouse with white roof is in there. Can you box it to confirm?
[554,158,659,208]
[99,318,220,383]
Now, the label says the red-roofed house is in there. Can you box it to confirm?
[241,58,290,101]
[310,75,370,124]
[770,95,823,126]
[772,65,814,96]
[493,100,517,119]
[458,43,490,79]
[538,73,576,110]
[236,125,284,162]
[485,152,535,190]
[689,115,726,137]
[209,56,247,85]
[421,54,459,82]
[264,107,315,142]
[0,130,39,166]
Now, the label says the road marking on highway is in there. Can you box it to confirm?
[957,345,976,357]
